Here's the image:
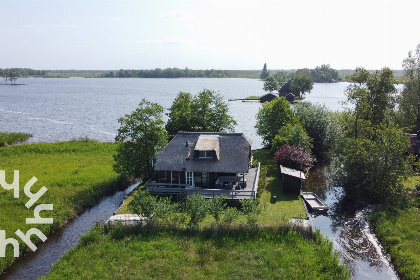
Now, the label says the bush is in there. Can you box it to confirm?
[273,144,315,172]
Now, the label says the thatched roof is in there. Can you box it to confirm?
[155,132,252,173]
[279,79,292,95]
[260,93,277,103]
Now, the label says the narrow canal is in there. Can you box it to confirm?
[2,182,139,280]
[304,166,399,280]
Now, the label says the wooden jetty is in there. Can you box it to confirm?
[301,192,329,214]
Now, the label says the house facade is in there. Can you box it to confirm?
[146,132,253,195]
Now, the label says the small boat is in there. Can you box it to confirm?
[301,192,329,214]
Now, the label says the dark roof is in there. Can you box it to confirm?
[260,93,277,103]
[155,132,252,173]
[279,79,292,95]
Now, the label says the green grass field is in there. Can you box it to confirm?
[40,225,350,280]
[370,180,420,280]
[0,141,122,274]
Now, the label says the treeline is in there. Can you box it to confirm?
[0,68,48,76]
[101,68,263,78]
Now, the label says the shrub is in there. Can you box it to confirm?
[273,144,315,172]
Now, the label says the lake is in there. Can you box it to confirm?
[1,78,400,279]
[0,78,351,149]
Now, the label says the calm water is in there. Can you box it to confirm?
[0,78,352,149]
[1,77,267,148]
[0,78,400,279]
[304,166,399,280]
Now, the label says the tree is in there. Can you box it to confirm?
[294,102,341,161]
[260,63,269,79]
[207,194,227,224]
[344,67,396,137]
[240,199,266,228]
[183,193,208,228]
[165,89,236,135]
[255,97,297,147]
[165,92,193,135]
[336,124,415,203]
[273,144,315,172]
[263,77,279,93]
[271,123,313,154]
[113,99,168,178]
[346,67,370,85]
[311,64,339,83]
[290,73,313,97]
[397,43,420,132]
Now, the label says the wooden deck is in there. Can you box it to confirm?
[146,163,260,201]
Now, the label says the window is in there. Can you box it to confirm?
[186,172,193,186]
[198,150,213,158]
[201,172,208,188]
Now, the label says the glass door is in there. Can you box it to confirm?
[186,171,193,187]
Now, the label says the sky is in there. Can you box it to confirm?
[0,0,419,70]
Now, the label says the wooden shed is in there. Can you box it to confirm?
[280,165,306,193]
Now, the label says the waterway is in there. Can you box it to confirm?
[2,182,139,280]
[0,78,403,279]
[304,166,399,280]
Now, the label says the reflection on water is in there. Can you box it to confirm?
[303,166,399,280]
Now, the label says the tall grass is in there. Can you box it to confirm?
[0,141,122,274]
[40,225,350,280]
[370,196,420,280]
[0,132,32,146]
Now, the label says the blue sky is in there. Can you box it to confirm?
[0,0,419,70]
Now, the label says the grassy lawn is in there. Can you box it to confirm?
[245,96,261,100]
[40,226,350,280]
[0,141,122,274]
[369,177,420,280]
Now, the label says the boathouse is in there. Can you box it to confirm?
[260,93,277,103]
[280,165,306,193]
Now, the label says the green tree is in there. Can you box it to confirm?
[263,76,279,92]
[311,64,339,83]
[240,199,266,228]
[346,67,370,85]
[260,63,269,79]
[294,102,341,161]
[255,97,297,147]
[271,123,313,154]
[114,99,168,178]
[183,193,208,228]
[336,124,415,203]
[290,73,313,97]
[344,67,396,138]
[165,92,193,135]
[166,89,236,135]
[128,189,158,223]
[397,43,420,132]
[207,194,227,223]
